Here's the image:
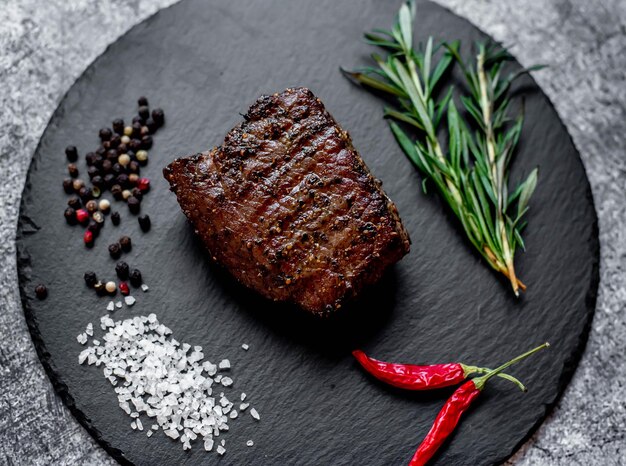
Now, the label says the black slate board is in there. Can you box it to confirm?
[16,0,599,464]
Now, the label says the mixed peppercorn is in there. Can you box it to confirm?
[36,97,162,301]
[83,262,143,297]
[60,97,163,247]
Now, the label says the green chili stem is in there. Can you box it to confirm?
[473,342,550,391]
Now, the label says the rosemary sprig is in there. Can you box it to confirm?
[342,0,541,295]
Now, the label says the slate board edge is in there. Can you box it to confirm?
[429,2,602,462]
[14,0,600,464]
[15,2,182,465]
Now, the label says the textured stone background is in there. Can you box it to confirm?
[0,0,624,464]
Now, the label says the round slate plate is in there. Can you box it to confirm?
[16,0,599,464]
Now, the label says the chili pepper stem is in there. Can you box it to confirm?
[473,343,550,391]
[462,364,527,392]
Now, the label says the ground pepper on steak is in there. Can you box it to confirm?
[164,87,410,315]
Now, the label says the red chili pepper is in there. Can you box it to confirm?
[409,343,550,466]
[352,350,525,391]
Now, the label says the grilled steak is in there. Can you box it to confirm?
[164,87,410,315]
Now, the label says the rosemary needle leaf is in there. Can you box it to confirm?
[517,168,538,218]
[342,0,543,295]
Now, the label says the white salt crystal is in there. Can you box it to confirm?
[165,429,180,440]
[85,323,93,336]
[107,301,115,312]
[115,301,122,309]
[124,296,136,306]
[77,333,88,345]
[75,313,258,455]
[141,284,149,292]
[78,349,90,364]
[239,403,249,411]
[250,408,260,421]
[241,343,249,351]
[246,440,254,447]
[240,393,246,401]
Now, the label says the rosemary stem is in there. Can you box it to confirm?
[477,49,520,296]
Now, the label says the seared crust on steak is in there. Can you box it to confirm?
[164,87,410,315]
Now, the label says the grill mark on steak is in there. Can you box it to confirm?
[164,87,410,315]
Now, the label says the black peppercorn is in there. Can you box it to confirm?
[84,271,97,288]
[111,211,121,226]
[64,207,77,225]
[152,108,164,126]
[67,163,79,178]
[138,105,150,120]
[128,161,140,174]
[119,235,132,252]
[141,135,153,150]
[116,143,128,155]
[116,261,130,280]
[94,154,104,168]
[99,127,112,141]
[103,174,115,189]
[110,134,121,148]
[131,187,143,201]
[129,138,142,151]
[35,284,48,300]
[86,166,98,179]
[111,184,123,201]
[129,268,142,287]
[145,118,158,134]
[112,118,124,134]
[94,281,107,296]
[138,214,151,232]
[62,178,74,194]
[96,146,106,156]
[108,242,121,259]
[85,151,97,166]
[116,173,129,188]
[79,186,92,201]
[106,149,118,162]
[87,219,101,236]
[101,159,113,174]
[127,196,141,214]
[138,96,149,106]
[112,163,124,176]
[130,122,141,139]
[92,175,105,189]
[140,126,150,136]
[67,197,81,209]
[65,146,78,162]
[77,186,89,200]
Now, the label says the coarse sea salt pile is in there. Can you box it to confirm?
[78,313,259,455]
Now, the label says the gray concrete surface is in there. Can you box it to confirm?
[0,0,624,464]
